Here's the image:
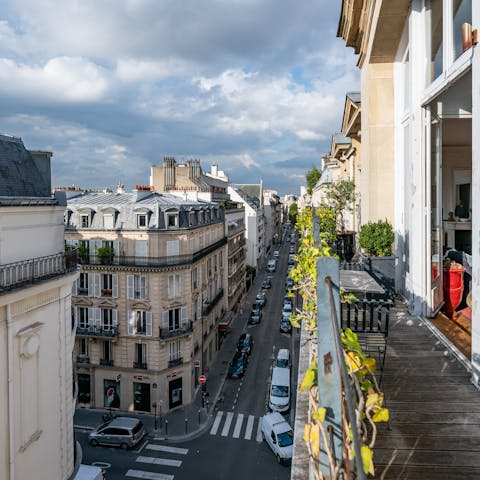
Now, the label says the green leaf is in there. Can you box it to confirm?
[372,408,389,423]
[360,379,373,391]
[361,445,375,475]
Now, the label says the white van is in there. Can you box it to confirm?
[269,366,290,412]
[276,349,291,369]
[261,412,293,464]
[267,259,276,273]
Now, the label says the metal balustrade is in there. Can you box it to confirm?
[202,289,224,315]
[159,321,193,339]
[76,325,119,338]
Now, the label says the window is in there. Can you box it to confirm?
[453,0,472,60]
[128,310,152,336]
[427,0,443,82]
[102,309,116,331]
[78,338,88,356]
[169,340,181,362]
[192,268,197,290]
[135,311,148,335]
[127,274,147,299]
[167,213,178,228]
[168,308,180,331]
[81,214,90,228]
[103,213,114,229]
[168,274,181,298]
[78,273,88,295]
[101,274,113,296]
[134,343,147,368]
[137,214,147,228]
[103,341,113,361]
[189,212,195,226]
[78,307,89,329]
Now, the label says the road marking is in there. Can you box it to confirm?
[244,415,255,440]
[221,411,234,436]
[210,411,223,435]
[135,439,148,453]
[125,469,173,480]
[256,417,263,442]
[145,445,188,455]
[232,413,244,438]
[136,456,182,467]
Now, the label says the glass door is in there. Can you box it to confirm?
[425,106,444,316]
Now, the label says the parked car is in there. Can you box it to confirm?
[228,352,248,378]
[273,250,280,259]
[256,292,267,307]
[289,246,295,254]
[269,367,291,413]
[249,310,262,325]
[285,278,294,289]
[283,295,293,307]
[288,255,295,265]
[252,302,262,314]
[262,278,272,289]
[282,303,292,319]
[280,318,292,334]
[261,412,293,464]
[237,333,254,355]
[89,417,146,449]
[276,348,291,368]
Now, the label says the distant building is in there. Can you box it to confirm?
[0,135,79,480]
[63,186,226,413]
[263,189,282,253]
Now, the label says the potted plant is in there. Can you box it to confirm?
[358,219,395,297]
[77,243,90,264]
[97,246,115,265]
[324,179,357,261]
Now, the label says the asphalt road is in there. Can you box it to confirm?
[77,229,300,479]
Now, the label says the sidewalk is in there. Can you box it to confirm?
[74,260,268,443]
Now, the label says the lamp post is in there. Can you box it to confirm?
[152,402,157,430]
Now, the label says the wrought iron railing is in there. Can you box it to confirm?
[159,321,193,339]
[76,325,119,337]
[202,288,224,315]
[0,250,78,292]
[168,356,183,368]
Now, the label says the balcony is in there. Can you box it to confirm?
[202,289,224,316]
[100,359,114,367]
[168,356,183,368]
[76,355,90,364]
[159,321,193,340]
[0,250,78,293]
[76,325,119,338]
[133,362,147,370]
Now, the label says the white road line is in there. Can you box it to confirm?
[136,456,182,467]
[232,413,244,438]
[221,411,234,436]
[256,417,263,442]
[145,444,188,455]
[210,411,223,435]
[125,469,173,480]
[244,415,255,440]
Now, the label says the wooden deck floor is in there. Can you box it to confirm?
[374,301,480,480]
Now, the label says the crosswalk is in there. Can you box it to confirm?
[210,410,263,442]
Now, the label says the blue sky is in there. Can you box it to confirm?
[0,0,359,196]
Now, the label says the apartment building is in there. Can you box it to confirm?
[263,189,282,254]
[0,135,79,480]
[64,186,226,413]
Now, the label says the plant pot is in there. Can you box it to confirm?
[359,253,396,298]
[336,232,356,262]
[442,265,465,317]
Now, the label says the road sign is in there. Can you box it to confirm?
[199,375,207,384]
[194,360,200,367]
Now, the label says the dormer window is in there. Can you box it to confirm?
[167,214,178,228]
[137,214,147,228]
[81,214,90,228]
[103,213,114,229]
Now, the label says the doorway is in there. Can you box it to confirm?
[133,382,151,412]
[169,377,183,409]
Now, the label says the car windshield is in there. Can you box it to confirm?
[277,359,288,367]
[271,385,289,397]
[277,430,294,447]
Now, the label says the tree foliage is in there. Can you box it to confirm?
[324,180,356,233]
[288,202,298,225]
[358,220,394,256]
[306,166,322,195]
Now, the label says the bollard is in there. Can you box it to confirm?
[165,419,168,436]
[185,418,188,434]
[198,409,201,425]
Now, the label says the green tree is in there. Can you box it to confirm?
[306,166,322,195]
[288,202,298,225]
[324,179,356,233]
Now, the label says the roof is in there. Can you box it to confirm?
[346,92,361,103]
[231,184,261,208]
[0,134,52,198]
[332,133,352,145]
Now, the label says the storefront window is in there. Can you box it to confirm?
[453,0,472,60]
[427,0,443,82]
[104,379,120,408]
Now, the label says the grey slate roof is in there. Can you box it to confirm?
[333,133,352,145]
[232,184,261,208]
[346,92,361,103]
[0,135,51,198]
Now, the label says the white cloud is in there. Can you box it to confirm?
[238,154,260,169]
[116,57,191,82]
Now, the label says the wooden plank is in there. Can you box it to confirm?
[376,422,480,437]
[386,400,480,412]
[376,434,480,450]
[374,465,480,480]
[374,448,480,468]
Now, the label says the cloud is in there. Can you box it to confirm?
[238,153,260,169]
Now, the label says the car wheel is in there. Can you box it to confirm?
[120,442,129,450]
[90,439,99,447]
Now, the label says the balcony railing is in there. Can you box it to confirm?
[0,250,78,292]
[133,362,147,370]
[202,288,224,316]
[100,359,114,367]
[76,325,119,338]
[159,321,193,340]
[79,238,227,269]
[76,355,90,364]
[168,356,183,368]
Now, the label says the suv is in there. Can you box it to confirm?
[89,417,146,449]
[237,333,253,355]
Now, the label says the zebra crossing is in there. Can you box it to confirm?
[210,410,263,442]
[125,444,188,480]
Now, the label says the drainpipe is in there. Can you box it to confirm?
[7,304,15,480]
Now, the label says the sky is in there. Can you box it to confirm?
[0,0,359,197]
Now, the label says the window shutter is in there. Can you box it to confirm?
[128,311,136,335]
[88,307,94,327]
[175,274,181,296]
[168,275,174,298]
[88,240,95,261]
[112,274,118,298]
[72,307,78,330]
[127,275,134,300]
[88,274,94,297]
[141,276,148,299]
[162,311,169,329]
[93,273,101,297]
[113,240,119,265]
[146,312,153,336]
[94,308,101,328]
[180,306,188,327]
[72,279,78,295]
[112,309,118,328]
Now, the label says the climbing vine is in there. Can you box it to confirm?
[288,207,388,479]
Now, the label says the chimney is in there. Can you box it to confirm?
[116,182,125,193]
[163,157,176,189]
[211,163,218,177]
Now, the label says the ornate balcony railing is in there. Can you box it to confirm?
[76,355,90,364]
[76,325,119,338]
[202,288,224,316]
[168,356,183,368]
[0,250,78,292]
[159,321,193,340]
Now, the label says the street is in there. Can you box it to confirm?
[77,229,300,480]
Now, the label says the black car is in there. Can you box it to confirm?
[237,333,254,355]
[262,279,272,289]
[280,318,292,334]
[228,352,248,378]
[252,302,262,314]
[248,310,262,325]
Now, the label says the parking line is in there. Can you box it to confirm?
[145,445,188,455]
[210,411,223,435]
[256,417,263,442]
[232,413,244,438]
[125,469,173,480]
[136,456,182,467]
[244,415,255,440]
[221,411,234,436]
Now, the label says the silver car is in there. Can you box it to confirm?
[89,417,146,449]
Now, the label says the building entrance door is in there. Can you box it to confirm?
[133,382,151,412]
[169,377,182,409]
